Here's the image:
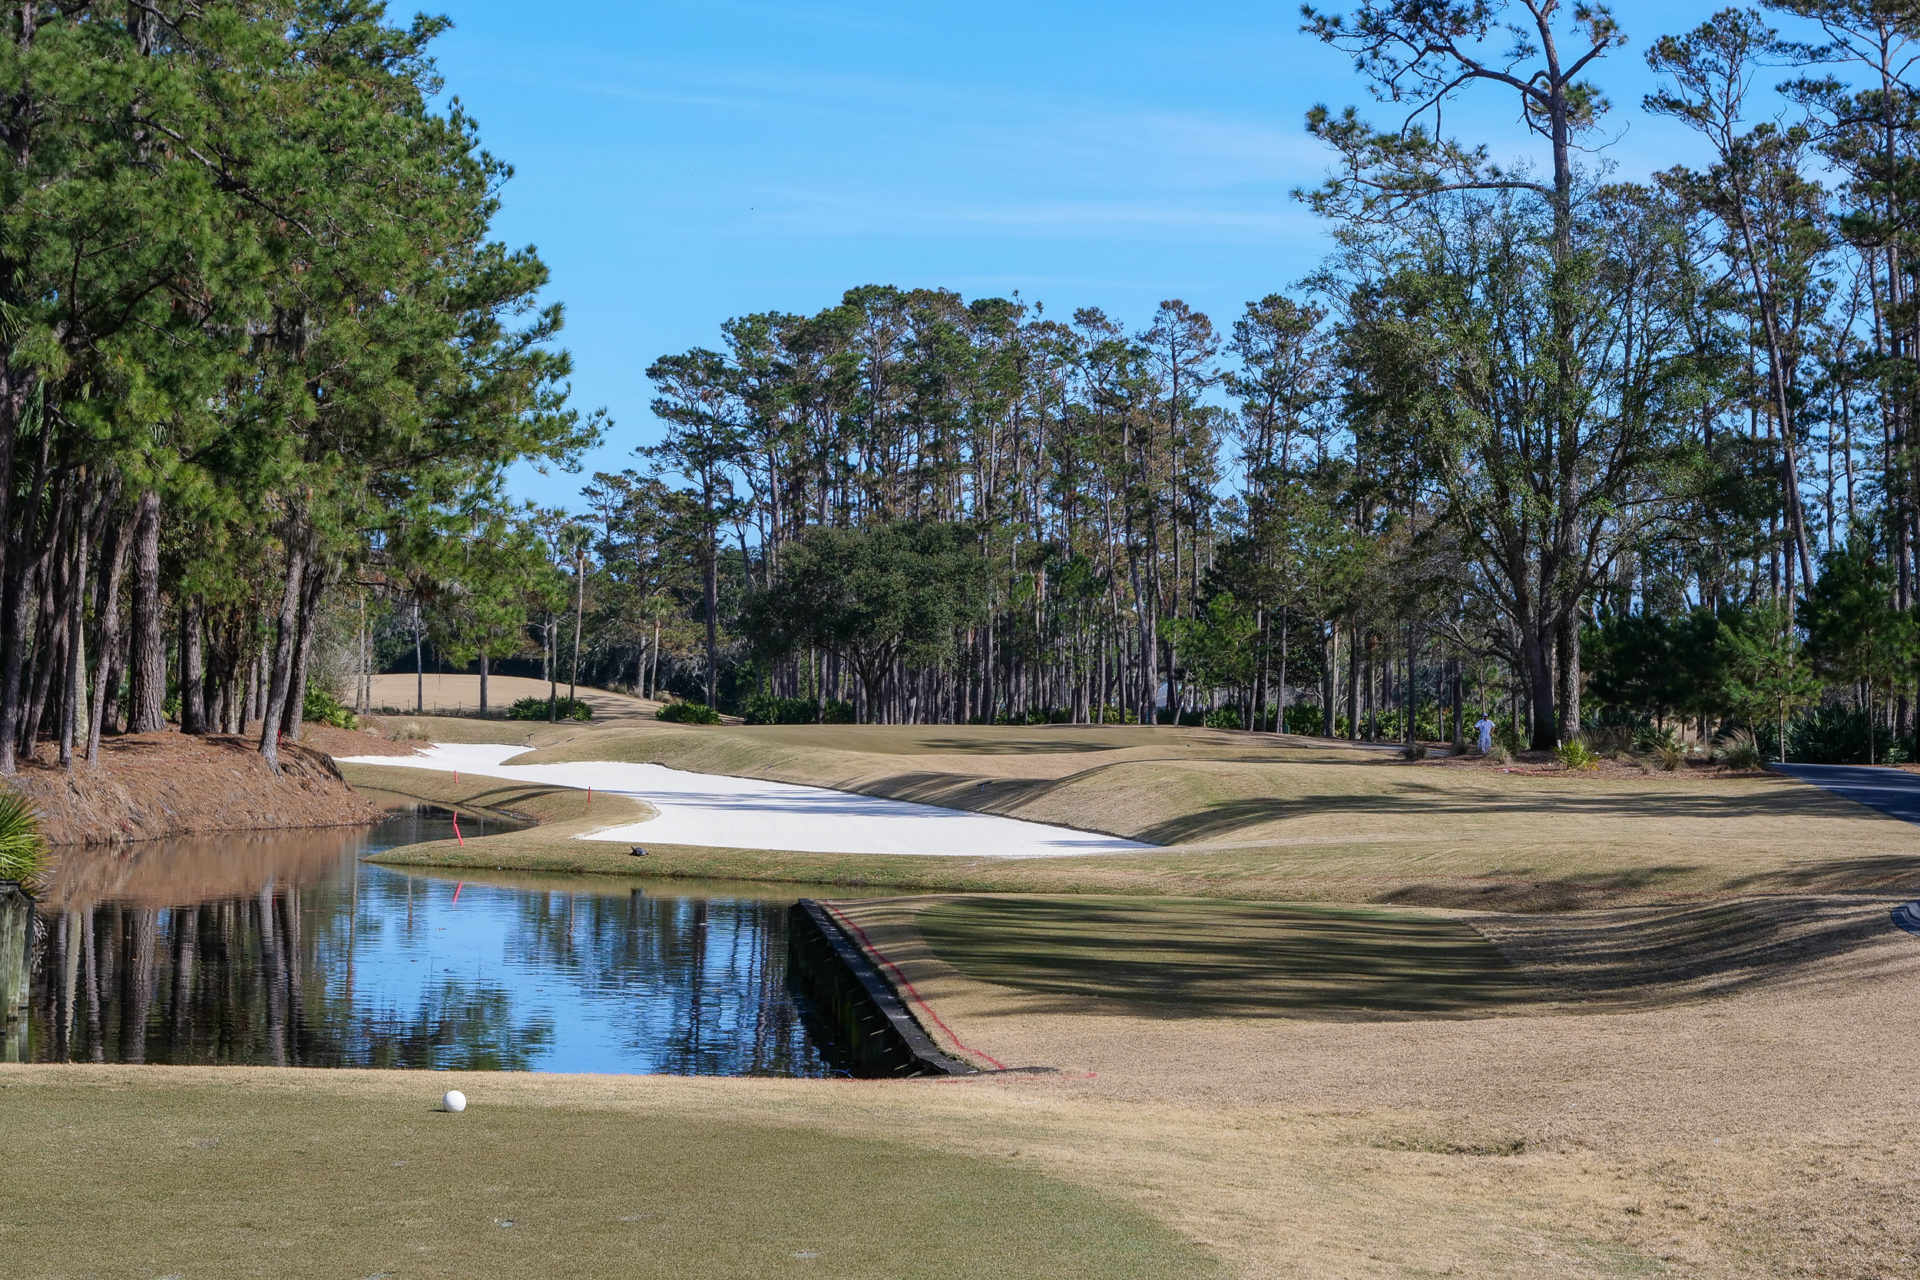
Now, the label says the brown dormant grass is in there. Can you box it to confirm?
[319,721,1920,1276]
[366,673,666,720]
[343,720,1920,908]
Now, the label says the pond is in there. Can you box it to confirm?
[20,805,860,1076]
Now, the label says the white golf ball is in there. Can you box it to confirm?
[442,1089,467,1113]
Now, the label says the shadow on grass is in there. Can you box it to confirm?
[357,778,573,825]
[837,762,1868,848]
[909,736,1131,756]
[919,893,1920,1020]
[1136,778,1869,845]
[917,896,1540,1019]
[1484,895,1920,1002]
[1724,855,1920,895]
[1374,866,1705,913]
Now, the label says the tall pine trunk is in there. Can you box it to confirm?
[59,499,90,769]
[1555,609,1581,743]
[125,490,166,734]
[0,413,51,774]
[258,537,308,773]
[179,597,206,735]
[86,508,135,765]
[280,563,327,742]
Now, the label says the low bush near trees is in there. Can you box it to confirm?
[741,695,854,725]
[507,696,591,722]
[1556,741,1601,771]
[1282,704,1326,736]
[1761,705,1910,765]
[1712,730,1764,770]
[656,701,722,725]
[303,687,357,731]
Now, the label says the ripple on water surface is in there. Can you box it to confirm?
[23,806,849,1076]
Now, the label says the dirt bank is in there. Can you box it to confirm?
[3,728,401,846]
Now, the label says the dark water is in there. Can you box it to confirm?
[24,807,844,1076]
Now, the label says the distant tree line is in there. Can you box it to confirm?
[23,1,1920,770]
[558,1,1920,763]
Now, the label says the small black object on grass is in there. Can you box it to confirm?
[629,846,648,858]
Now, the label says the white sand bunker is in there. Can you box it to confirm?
[340,742,1154,859]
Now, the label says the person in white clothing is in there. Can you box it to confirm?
[1474,715,1496,754]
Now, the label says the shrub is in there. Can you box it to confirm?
[1401,742,1429,761]
[1777,705,1910,765]
[1556,741,1601,770]
[302,685,357,730]
[1282,703,1326,736]
[0,791,47,887]
[967,706,1145,725]
[1203,706,1246,730]
[507,695,591,722]
[1486,742,1512,765]
[741,694,854,725]
[1578,725,1633,758]
[656,700,722,725]
[1633,723,1681,755]
[1712,729,1764,770]
[1652,741,1684,771]
[389,719,429,742]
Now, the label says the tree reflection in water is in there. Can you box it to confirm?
[27,807,836,1075]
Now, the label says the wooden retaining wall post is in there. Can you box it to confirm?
[786,899,974,1079]
[0,883,32,1063]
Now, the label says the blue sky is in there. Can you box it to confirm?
[425,2,1759,508]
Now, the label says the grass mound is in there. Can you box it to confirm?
[916,895,1540,1017]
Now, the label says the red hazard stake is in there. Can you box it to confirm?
[452,813,464,846]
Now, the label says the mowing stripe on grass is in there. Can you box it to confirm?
[916,895,1541,1018]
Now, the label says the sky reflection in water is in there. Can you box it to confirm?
[28,808,837,1076]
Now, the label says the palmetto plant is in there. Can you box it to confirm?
[1556,741,1601,771]
[1712,730,1764,772]
[0,792,47,887]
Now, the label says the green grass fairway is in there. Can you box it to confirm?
[0,1076,1220,1280]
[916,896,1540,1017]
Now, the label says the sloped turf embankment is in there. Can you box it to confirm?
[344,718,1920,909]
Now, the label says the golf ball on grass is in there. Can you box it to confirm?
[442,1089,467,1114]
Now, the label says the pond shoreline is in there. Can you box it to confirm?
[4,727,395,846]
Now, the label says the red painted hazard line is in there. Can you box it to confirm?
[822,902,1007,1072]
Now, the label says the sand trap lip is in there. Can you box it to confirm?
[337,742,1155,859]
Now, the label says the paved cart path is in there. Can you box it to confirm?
[1776,764,1920,937]
[1775,763,1920,825]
